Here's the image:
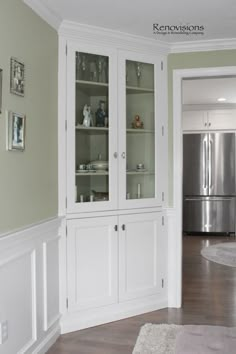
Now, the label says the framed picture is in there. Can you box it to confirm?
[8,111,25,151]
[0,69,2,113]
[10,57,25,96]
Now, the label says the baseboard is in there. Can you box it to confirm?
[32,324,60,354]
[61,295,168,334]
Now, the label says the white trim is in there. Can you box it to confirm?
[59,21,169,55]
[0,216,61,240]
[43,236,61,331]
[22,2,236,53]
[61,295,167,333]
[172,66,236,308]
[183,103,236,111]
[171,37,236,53]
[32,324,60,354]
[23,0,62,30]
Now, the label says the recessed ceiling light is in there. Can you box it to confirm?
[217,97,226,102]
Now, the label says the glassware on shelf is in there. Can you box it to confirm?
[135,62,142,86]
[76,52,81,80]
[89,60,97,82]
[97,56,108,83]
[81,54,87,80]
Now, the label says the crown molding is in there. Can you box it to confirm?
[183,103,236,111]
[59,20,170,55]
[170,38,236,53]
[22,1,236,54]
[23,0,62,30]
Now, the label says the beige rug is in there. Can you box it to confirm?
[132,324,182,354]
[132,323,236,354]
[201,242,236,267]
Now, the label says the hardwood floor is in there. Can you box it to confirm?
[47,235,236,354]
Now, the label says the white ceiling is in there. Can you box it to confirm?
[183,77,236,104]
[31,0,236,43]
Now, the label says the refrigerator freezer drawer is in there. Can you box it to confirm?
[183,197,235,233]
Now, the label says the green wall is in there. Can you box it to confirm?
[0,0,58,233]
[168,50,236,205]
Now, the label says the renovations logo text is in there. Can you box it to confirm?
[153,23,205,36]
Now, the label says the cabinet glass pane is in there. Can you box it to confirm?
[126,60,155,200]
[75,52,109,203]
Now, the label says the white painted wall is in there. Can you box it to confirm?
[0,218,61,354]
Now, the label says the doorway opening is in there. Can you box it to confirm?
[171,67,236,308]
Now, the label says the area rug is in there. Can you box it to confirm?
[201,242,236,267]
[132,323,236,354]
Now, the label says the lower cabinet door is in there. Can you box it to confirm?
[119,212,165,302]
[67,216,118,312]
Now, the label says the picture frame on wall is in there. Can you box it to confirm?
[10,57,25,96]
[0,69,2,113]
[8,111,26,151]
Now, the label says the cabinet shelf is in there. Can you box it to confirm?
[126,171,155,175]
[126,85,154,94]
[76,171,108,176]
[76,80,108,96]
[126,129,154,133]
[76,125,109,134]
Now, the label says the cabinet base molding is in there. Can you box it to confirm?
[60,295,168,334]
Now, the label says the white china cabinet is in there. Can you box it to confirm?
[59,26,168,333]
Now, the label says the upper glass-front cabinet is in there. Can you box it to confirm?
[118,52,162,209]
[66,44,117,213]
[126,60,155,199]
[66,44,163,212]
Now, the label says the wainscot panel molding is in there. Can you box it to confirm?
[0,217,61,354]
[165,208,181,308]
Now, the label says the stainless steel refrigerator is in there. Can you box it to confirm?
[183,132,236,234]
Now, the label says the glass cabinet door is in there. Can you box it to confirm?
[119,53,162,208]
[66,44,117,212]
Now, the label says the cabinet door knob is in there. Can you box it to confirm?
[209,122,211,127]
[122,224,125,231]
[113,152,118,158]
[205,122,207,126]
[121,152,126,159]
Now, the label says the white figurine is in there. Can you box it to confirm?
[83,104,93,127]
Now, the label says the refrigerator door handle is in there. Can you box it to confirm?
[209,139,212,188]
[184,197,235,201]
[203,139,207,189]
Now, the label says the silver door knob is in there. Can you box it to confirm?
[121,152,126,159]
[113,152,118,158]
[209,122,211,127]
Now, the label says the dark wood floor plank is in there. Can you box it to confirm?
[47,235,236,354]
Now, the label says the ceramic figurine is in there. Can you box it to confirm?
[96,100,108,127]
[132,114,144,129]
[83,104,93,127]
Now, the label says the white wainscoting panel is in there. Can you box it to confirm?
[43,236,60,331]
[0,218,61,354]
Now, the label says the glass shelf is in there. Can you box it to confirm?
[76,125,109,134]
[76,171,109,176]
[76,80,108,96]
[126,86,154,94]
[126,129,154,134]
[126,171,155,175]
